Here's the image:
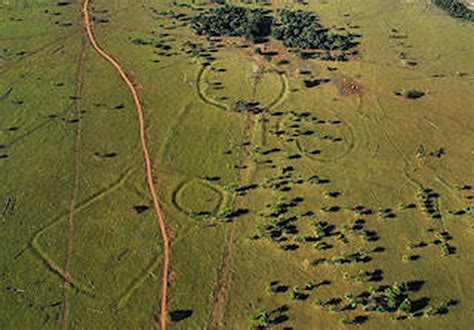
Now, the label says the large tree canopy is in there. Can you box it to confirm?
[432,0,474,21]
[272,9,358,51]
[191,5,273,41]
[191,6,359,54]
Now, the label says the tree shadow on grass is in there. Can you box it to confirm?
[169,309,193,322]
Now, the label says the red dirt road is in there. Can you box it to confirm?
[83,1,170,329]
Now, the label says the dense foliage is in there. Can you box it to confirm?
[191,5,273,41]
[272,9,357,51]
[191,6,358,54]
[432,0,474,21]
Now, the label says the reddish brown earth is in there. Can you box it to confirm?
[83,1,170,329]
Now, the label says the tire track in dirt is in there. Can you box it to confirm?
[83,1,169,329]
[60,29,87,330]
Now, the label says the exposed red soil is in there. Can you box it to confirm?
[83,1,170,329]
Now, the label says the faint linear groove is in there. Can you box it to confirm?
[29,169,134,294]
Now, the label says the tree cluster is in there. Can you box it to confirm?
[432,0,474,21]
[272,9,357,51]
[191,5,273,41]
[191,6,358,53]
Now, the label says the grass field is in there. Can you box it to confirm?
[1,0,473,329]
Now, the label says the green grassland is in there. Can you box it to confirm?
[1,0,473,329]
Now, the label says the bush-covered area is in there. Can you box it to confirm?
[191,6,358,53]
[191,5,273,41]
[272,9,357,51]
[432,0,474,21]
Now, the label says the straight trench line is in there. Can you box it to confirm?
[60,28,87,330]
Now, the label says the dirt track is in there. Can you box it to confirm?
[209,115,255,330]
[60,30,87,330]
[82,1,170,329]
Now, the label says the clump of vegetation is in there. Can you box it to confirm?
[253,214,298,242]
[272,9,358,51]
[290,287,309,301]
[308,175,330,185]
[340,315,369,326]
[234,100,266,114]
[430,229,456,256]
[402,90,425,100]
[191,5,273,41]
[396,89,425,99]
[168,309,193,322]
[250,305,290,329]
[323,249,373,266]
[191,6,359,59]
[260,173,294,192]
[344,269,384,283]
[432,0,474,21]
[304,78,331,88]
[345,282,422,314]
[266,281,288,294]
[216,207,248,221]
[417,188,442,219]
[377,208,396,220]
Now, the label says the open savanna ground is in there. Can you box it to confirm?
[0,0,473,329]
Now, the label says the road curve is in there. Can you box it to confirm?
[82,1,169,329]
